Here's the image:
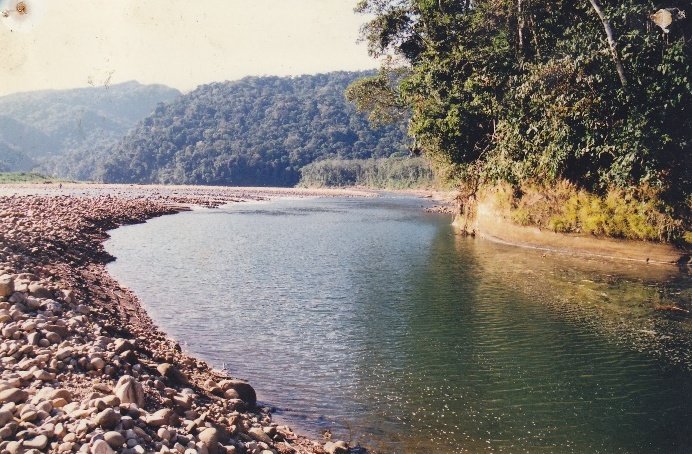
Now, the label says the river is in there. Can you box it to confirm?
[105,194,692,453]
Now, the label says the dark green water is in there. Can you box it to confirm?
[105,196,692,453]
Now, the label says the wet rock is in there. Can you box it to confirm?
[114,375,144,407]
[220,380,256,407]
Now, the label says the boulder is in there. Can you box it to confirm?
[114,375,144,407]
[220,379,256,407]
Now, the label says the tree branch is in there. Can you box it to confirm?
[588,0,627,87]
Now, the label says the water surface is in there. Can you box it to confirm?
[106,196,692,453]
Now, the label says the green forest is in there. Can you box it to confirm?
[298,156,436,189]
[349,0,691,242]
[100,72,409,187]
[0,82,181,179]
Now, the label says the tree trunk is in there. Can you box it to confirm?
[588,0,628,87]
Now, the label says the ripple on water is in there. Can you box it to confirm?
[106,197,692,454]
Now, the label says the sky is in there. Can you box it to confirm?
[0,0,377,96]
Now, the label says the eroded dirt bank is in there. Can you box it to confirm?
[0,185,356,454]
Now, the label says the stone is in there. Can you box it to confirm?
[28,282,52,298]
[55,347,73,360]
[173,394,193,410]
[90,357,106,370]
[58,442,75,453]
[51,388,73,401]
[0,388,28,404]
[157,427,172,441]
[198,427,220,454]
[114,375,145,407]
[23,435,48,450]
[34,369,55,381]
[103,431,126,449]
[45,331,62,344]
[113,339,135,354]
[0,409,11,425]
[157,363,189,385]
[0,276,13,297]
[247,427,272,444]
[95,408,121,430]
[91,439,115,454]
[324,440,349,454]
[219,380,256,407]
[146,408,174,427]
[27,332,41,345]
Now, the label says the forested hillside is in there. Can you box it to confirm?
[0,82,181,178]
[100,72,409,186]
[350,0,691,242]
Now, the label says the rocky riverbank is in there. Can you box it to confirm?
[0,188,352,454]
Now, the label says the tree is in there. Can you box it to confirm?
[351,0,691,208]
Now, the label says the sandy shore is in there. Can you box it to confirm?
[0,185,359,454]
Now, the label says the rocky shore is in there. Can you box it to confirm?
[0,187,352,454]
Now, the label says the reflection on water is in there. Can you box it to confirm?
[105,196,692,453]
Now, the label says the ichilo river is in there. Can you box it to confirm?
[105,195,692,453]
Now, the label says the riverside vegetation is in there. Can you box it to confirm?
[297,157,437,189]
[348,0,691,244]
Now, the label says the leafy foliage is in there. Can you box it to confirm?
[100,72,409,186]
[353,0,691,214]
[298,156,437,189]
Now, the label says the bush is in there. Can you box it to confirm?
[491,181,688,243]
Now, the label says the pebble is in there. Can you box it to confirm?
[103,431,126,449]
[91,439,115,454]
[95,408,121,430]
[0,194,319,454]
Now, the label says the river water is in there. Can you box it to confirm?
[105,195,692,453]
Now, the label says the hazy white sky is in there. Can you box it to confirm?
[0,0,377,96]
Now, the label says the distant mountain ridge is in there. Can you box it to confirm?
[0,81,181,178]
[100,71,409,186]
